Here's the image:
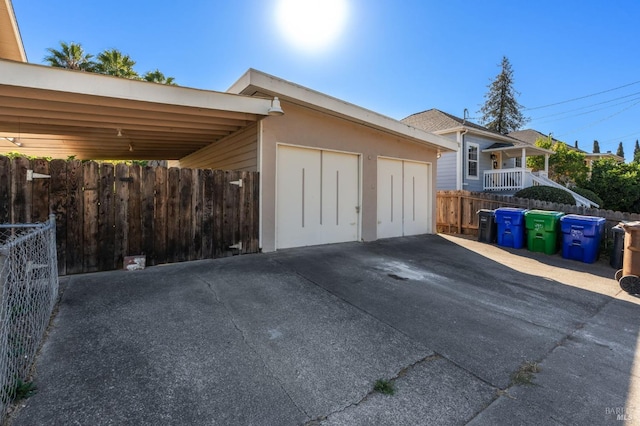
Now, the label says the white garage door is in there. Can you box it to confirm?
[377,158,432,239]
[277,146,359,249]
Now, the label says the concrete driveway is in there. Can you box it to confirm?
[9,234,640,425]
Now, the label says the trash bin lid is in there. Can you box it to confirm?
[621,221,640,233]
[525,210,565,218]
[560,214,606,223]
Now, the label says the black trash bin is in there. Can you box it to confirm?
[478,209,496,243]
[611,225,625,269]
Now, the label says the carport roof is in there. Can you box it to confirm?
[228,69,458,153]
[0,0,26,62]
[0,60,275,160]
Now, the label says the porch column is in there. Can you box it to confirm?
[521,148,526,170]
[544,153,549,174]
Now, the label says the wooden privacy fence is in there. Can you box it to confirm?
[437,190,640,245]
[0,156,259,275]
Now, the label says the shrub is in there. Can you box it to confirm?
[514,186,576,205]
[570,187,604,208]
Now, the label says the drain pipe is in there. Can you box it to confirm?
[457,108,469,191]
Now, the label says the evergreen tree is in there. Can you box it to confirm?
[634,140,640,163]
[617,142,625,158]
[593,140,600,153]
[478,56,529,134]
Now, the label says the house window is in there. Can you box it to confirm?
[515,157,522,168]
[466,143,479,179]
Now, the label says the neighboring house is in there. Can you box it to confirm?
[0,1,458,251]
[402,109,553,192]
[507,129,625,170]
[403,110,599,207]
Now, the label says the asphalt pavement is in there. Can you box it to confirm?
[9,234,640,425]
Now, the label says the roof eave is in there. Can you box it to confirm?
[0,60,274,115]
[228,69,458,152]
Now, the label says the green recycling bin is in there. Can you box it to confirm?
[524,210,565,255]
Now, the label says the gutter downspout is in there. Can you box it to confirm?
[457,129,468,190]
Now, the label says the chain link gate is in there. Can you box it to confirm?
[0,215,58,420]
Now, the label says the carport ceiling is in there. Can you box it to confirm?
[0,60,274,160]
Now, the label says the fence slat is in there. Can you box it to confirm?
[127,164,142,256]
[0,156,10,223]
[31,158,50,223]
[114,164,130,269]
[83,162,99,272]
[192,169,203,261]
[201,169,214,259]
[11,157,29,223]
[153,166,168,265]
[66,160,83,275]
[141,166,155,265]
[49,159,67,275]
[166,167,180,264]
[98,163,116,271]
[179,168,193,262]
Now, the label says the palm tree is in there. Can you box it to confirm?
[143,69,177,85]
[44,41,95,71]
[95,49,138,79]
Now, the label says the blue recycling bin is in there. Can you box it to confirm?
[494,207,527,249]
[560,214,606,263]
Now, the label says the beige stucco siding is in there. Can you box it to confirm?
[260,102,438,252]
[179,124,258,171]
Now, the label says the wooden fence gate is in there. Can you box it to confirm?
[0,156,259,275]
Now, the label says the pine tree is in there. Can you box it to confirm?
[617,142,625,158]
[634,140,640,163]
[478,56,529,134]
[593,140,600,153]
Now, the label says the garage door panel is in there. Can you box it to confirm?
[277,146,321,249]
[377,158,431,239]
[277,146,359,249]
[403,161,431,236]
[377,158,403,239]
[321,151,359,244]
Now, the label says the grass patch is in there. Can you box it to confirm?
[7,379,37,402]
[510,361,541,386]
[374,379,395,395]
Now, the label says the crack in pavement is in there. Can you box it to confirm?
[466,291,623,424]
[193,272,312,421]
[302,354,443,426]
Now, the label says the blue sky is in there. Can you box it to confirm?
[12,0,640,161]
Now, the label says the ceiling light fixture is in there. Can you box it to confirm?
[117,128,123,137]
[129,143,134,152]
[268,97,284,116]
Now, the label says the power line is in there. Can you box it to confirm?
[530,91,640,121]
[533,95,640,125]
[557,98,640,138]
[525,79,640,111]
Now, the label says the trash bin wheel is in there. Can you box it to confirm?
[615,269,623,282]
[619,275,640,295]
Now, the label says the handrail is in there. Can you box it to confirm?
[530,174,599,208]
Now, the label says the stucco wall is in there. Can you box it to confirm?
[259,102,439,252]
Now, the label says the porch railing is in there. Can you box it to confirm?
[483,168,530,191]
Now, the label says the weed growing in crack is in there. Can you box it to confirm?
[510,361,541,386]
[374,379,395,395]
